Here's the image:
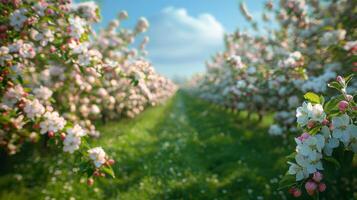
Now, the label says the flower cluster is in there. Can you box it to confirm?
[282,75,356,198]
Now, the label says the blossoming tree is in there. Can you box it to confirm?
[0,0,176,185]
[189,0,356,136]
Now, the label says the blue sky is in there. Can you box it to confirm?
[87,0,270,78]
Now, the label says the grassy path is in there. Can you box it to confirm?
[93,91,292,199]
[0,91,294,200]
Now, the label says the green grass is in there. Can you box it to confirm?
[0,91,355,200]
[93,91,293,200]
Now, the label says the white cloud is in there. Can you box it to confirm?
[146,7,225,77]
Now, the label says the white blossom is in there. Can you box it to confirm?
[24,99,45,119]
[88,147,107,167]
[33,86,53,101]
[39,112,67,134]
[10,9,27,30]
[63,125,86,153]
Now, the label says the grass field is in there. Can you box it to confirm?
[0,91,355,200]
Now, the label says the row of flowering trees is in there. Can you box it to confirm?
[0,0,176,185]
[188,0,356,198]
[190,0,356,136]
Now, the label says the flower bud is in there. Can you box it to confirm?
[305,181,317,196]
[293,189,301,197]
[17,102,25,109]
[0,25,7,32]
[338,100,349,112]
[107,159,115,165]
[329,123,334,130]
[93,171,100,177]
[48,131,55,138]
[312,172,323,182]
[322,119,329,126]
[87,178,94,186]
[0,33,7,40]
[33,124,40,129]
[50,46,56,53]
[318,183,326,192]
[307,120,315,129]
[60,132,66,141]
[346,94,353,102]
[297,132,310,142]
[46,9,54,15]
[288,187,295,194]
[336,76,344,84]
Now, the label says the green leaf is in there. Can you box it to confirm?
[86,167,94,177]
[323,157,341,169]
[102,166,115,178]
[286,152,297,161]
[344,74,354,85]
[327,81,342,91]
[324,95,344,113]
[79,162,90,174]
[308,125,321,135]
[319,96,325,104]
[131,79,139,86]
[304,92,320,104]
[278,174,296,190]
[0,114,11,123]
[17,75,24,84]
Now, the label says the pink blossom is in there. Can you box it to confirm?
[297,132,310,142]
[318,183,326,192]
[305,181,317,196]
[312,172,323,182]
[338,100,349,112]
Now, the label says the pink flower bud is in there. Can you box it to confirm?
[322,119,329,126]
[297,132,310,142]
[48,131,55,138]
[0,25,7,32]
[87,178,94,186]
[60,133,66,141]
[307,120,315,129]
[338,100,349,112]
[293,189,302,197]
[318,183,326,192]
[329,123,334,130]
[312,172,323,182]
[336,76,344,84]
[346,94,353,102]
[288,187,295,194]
[93,171,100,177]
[107,159,115,165]
[50,46,56,53]
[305,181,317,196]
[0,33,7,40]
[46,9,55,15]
[33,124,40,129]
